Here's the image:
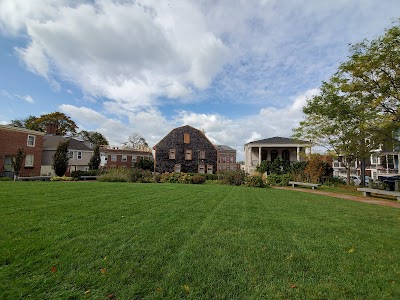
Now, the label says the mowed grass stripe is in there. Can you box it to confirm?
[0,182,399,299]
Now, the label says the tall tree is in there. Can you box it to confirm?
[125,133,149,149]
[11,148,26,180]
[9,115,41,131]
[53,140,70,176]
[88,145,101,170]
[35,112,78,135]
[77,130,109,146]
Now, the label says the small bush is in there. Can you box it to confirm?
[245,175,265,188]
[70,170,100,178]
[97,169,130,182]
[218,170,246,186]
[191,175,206,184]
[0,177,12,181]
[369,180,388,190]
[266,174,291,186]
[50,176,74,181]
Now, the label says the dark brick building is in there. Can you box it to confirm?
[154,125,218,174]
[0,124,45,177]
[100,145,153,170]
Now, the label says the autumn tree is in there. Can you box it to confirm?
[10,112,78,136]
[293,21,400,185]
[77,131,109,146]
[53,140,70,176]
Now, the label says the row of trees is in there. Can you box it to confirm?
[293,21,400,185]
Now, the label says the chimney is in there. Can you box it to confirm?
[46,123,57,135]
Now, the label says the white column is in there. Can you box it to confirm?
[296,147,300,161]
[258,147,261,165]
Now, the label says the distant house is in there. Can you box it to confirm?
[41,135,93,176]
[100,145,153,170]
[216,145,239,171]
[244,137,311,174]
[154,125,218,174]
[0,124,46,177]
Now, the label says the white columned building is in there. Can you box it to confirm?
[244,137,312,175]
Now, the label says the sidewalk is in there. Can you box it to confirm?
[273,186,400,209]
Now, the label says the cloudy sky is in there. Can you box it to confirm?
[0,0,399,160]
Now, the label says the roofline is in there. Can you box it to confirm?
[0,124,46,136]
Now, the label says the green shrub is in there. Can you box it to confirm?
[0,177,12,181]
[97,169,130,182]
[187,173,218,180]
[266,174,291,186]
[160,172,180,183]
[191,175,206,184]
[70,170,100,178]
[50,176,74,181]
[218,170,246,186]
[245,175,265,188]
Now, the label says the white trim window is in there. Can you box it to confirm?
[25,154,34,167]
[68,151,74,159]
[27,135,35,147]
[77,151,82,160]
[111,155,117,162]
[122,155,127,162]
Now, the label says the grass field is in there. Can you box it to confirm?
[0,182,399,299]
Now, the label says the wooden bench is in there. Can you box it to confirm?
[79,176,98,180]
[288,181,321,190]
[357,188,400,202]
[18,176,52,181]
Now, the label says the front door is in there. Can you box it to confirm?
[4,155,13,171]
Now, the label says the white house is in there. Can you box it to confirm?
[244,137,312,174]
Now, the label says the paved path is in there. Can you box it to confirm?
[273,186,400,209]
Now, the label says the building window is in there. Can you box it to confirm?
[185,150,192,160]
[184,133,190,144]
[198,164,205,174]
[199,150,205,159]
[122,155,127,162]
[27,135,35,147]
[77,151,82,160]
[207,165,213,174]
[68,151,74,159]
[282,150,290,163]
[271,150,278,162]
[169,149,176,159]
[84,166,89,171]
[174,164,181,173]
[25,154,34,167]
[111,155,117,162]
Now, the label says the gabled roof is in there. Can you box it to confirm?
[216,145,236,152]
[153,125,218,152]
[246,136,311,145]
[43,135,92,151]
[0,124,46,135]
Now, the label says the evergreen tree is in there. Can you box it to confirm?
[11,148,26,180]
[53,140,70,176]
[88,145,101,170]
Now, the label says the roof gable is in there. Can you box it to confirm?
[246,136,310,145]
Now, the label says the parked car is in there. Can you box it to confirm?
[338,175,370,186]
[379,175,400,191]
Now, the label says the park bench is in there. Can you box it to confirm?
[18,176,52,181]
[79,176,98,180]
[357,187,400,202]
[288,181,321,190]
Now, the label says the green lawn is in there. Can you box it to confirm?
[0,182,399,299]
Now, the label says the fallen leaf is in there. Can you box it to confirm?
[100,268,107,274]
[106,293,115,299]
[291,284,296,289]
[348,247,355,253]
[183,284,190,293]
[50,266,57,273]
[84,289,91,295]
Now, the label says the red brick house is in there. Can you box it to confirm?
[0,124,46,177]
[100,145,153,170]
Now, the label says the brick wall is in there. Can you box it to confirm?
[0,126,44,176]
[154,125,218,174]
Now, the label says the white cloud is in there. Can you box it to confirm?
[4,0,229,113]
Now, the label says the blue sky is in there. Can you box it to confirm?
[0,0,399,160]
